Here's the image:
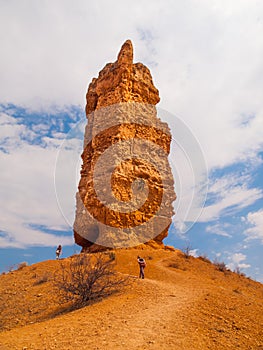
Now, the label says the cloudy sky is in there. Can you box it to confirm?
[0,0,262,281]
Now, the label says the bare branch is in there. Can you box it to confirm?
[53,252,129,308]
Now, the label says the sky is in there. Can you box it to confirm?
[0,0,262,281]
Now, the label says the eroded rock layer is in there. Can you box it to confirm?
[74,40,176,251]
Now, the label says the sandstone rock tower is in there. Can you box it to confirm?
[74,40,176,251]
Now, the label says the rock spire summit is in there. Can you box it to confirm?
[117,39,133,64]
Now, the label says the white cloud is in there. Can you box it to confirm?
[0,0,138,107]
[31,123,50,133]
[0,114,38,152]
[198,174,262,222]
[0,113,18,125]
[227,252,250,270]
[0,123,26,141]
[254,267,263,284]
[153,2,263,170]
[206,223,232,237]
[0,0,262,171]
[189,248,198,257]
[0,116,77,248]
[245,209,263,243]
[230,253,246,264]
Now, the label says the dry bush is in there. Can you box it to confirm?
[234,266,246,277]
[168,260,186,271]
[198,254,211,264]
[108,251,116,261]
[5,262,28,273]
[53,252,128,307]
[213,259,227,272]
[169,262,180,269]
[182,243,192,259]
[17,262,28,270]
[6,264,16,273]
[34,272,52,285]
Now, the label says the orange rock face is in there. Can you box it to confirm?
[85,40,160,115]
[74,40,176,251]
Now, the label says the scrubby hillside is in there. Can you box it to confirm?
[0,248,262,350]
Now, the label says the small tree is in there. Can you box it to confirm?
[53,252,127,307]
[182,242,192,259]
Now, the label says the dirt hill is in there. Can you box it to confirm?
[0,247,262,350]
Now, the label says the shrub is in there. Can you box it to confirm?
[53,252,128,307]
[182,243,192,259]
[17,262,28,270]
[198,254,211,264]
[169,262,180,269]
[7,264,16,273]
[233,266,246,277]
[34,272,51,285]
[108,251,116,261]
[234,266,240,274]
[168,261,187,271]
[213,259,227,272]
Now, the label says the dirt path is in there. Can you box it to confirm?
[0,250,262,350]
[0,259,204,350]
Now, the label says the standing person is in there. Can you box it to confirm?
[56,245,62,259]
[137,256,146,279]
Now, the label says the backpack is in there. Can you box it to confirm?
[139,258,146,267]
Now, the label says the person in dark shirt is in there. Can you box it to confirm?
[56,245,62,259]
[137,256,146,279]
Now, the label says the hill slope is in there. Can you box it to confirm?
[0,248,262,350]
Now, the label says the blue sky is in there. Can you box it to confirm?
[0,0,262,281]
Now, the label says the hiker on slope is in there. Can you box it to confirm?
[56,245,62,259]
[137,256,146,279]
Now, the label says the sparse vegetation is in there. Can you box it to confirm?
[34,272,51,285]
[169,262,180,269]
[234,266,246,277]
[234,266,241,275]
[233,288,242,294]
[213,259,227,272]
[0,248,262,349]
[7,264,16,273]
[182,243,192,259]
[198,254,211,264]
[53,252,128,308]
[17,262,28,270]
[168,260,187,271]
[5,262,28,273]
[108,251,116,261]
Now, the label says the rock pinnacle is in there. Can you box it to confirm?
[117,39,133,64]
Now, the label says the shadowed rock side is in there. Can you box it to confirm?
[74,40,176,251]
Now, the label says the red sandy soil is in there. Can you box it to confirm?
[0,247,262,350]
